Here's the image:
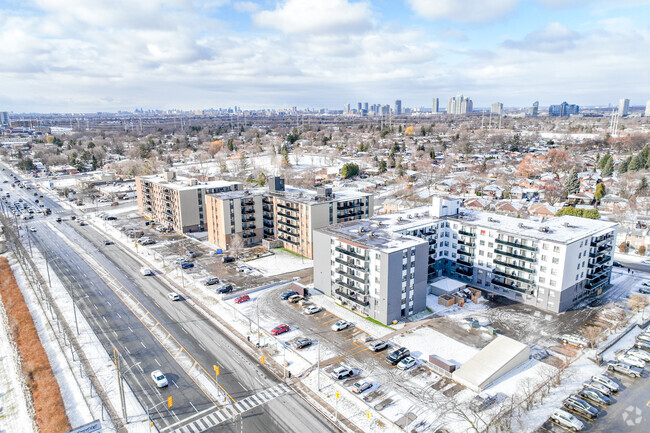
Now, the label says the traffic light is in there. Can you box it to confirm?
[336,391,340,399]
[168,396,173,408]
[261,356,265,364]
[214,365,220,376]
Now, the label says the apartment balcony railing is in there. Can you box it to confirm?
[457,249,473,257]
[334,257,369,272]
[277,203,298,212]
[495,238,538,252]
[241,207,255,214]
[263,221,274,228]
[335,246,368,261]
[456,266,473,276]
[457,257,473,267]
[242,232,256,239]
[585,277,608,291]
[335,279,368,293]
[337,210,365,218]
[241,215,255,222]
[458,229,476,237]
[336,268,369,284]
[458,239,475,247]
[491,278,533,294]
[590,236,613,248]
[334,289,369,307]
[263,212,274,220]
[277,227,298,236]
[242,224,256,230]
[263,205,273,212]
[493,270,535,285]
[241,199,255,206]
[277,211,299,221]
[278,218,298,228]
[337,202,363,210]
[495,248,537,263]
[278,234,298,245]
[493,259,536,274]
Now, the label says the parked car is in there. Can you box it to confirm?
[331,320,351,332]
[288,294,303,304]
[617,353,646,369]
[591,375,619,392]
[397,356,417,370]
[579,387,612,405]
[640,286,650,294]
[222,256,236,263]
[141,267,153,276]
[551,409,584,431]
[180,262,194,269]
[29,227,36,232]
[175,257,188,264]
[627,348,650,362]
[612,261,623,267]
[150,370,168,388]
[563,395,599,419]
[234,294,250,304]
[469,393,496,412]
[303,305,322,315]
[204,276,220,286]
[634,340,650,352]
[186,250,196,258]
[217,284,233,294]
[280,290,298,300]
[167,292,180,301]
[368,340,388,352]
[351,380,372,394]
[607,360,642,377]
[638,333,650,344]
[271,324,290,336]
[294,338,312,349]
[583,381,612,397]
[386,347,410,366]
[330,366,353,380]
[559,334,590,348]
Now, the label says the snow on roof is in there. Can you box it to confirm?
[429,277,466,294]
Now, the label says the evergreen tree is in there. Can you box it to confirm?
[378,159,387,173]
[602,158,614,177]
[564,167,580,195]
[618,156,631,174]
[629,155,641,171]
[641,177,648,192]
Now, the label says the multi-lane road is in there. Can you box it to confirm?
[1,167,339,433]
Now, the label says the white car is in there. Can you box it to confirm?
[351,379,372,394]
[368,340,388,352]
[168,292,180,301]
[331,320,351,332]
[29,227,36,232]
[551,409,584,431]
[617,353,646,369]
[591,375,619,392]
[559,334,590,348]
[303,305,322,315]
[397,356,417,370]
[627,348,650,362]
[151,370,168,387]
[330,366,353,380]
[141,267,153,276]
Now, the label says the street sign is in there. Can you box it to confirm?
[64,420,102,433]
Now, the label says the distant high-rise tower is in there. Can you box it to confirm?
[363,102,369,112]
[432,98,439,113]
[0,112,8,125]
[344,104,351,114]
[549,102,579,117]
[491,102,503,115]
[394,100,402,115]
[447,95,473,115]
[357,102,362,113]
[646,100,650,117]
[618,98,630,117]
[528,101,539,117]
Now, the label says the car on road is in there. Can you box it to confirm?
[303,305,321,315]
[330,366,353,380]
[280,290,298,300]
[151,370,168,387]
[617,352,646,368]
[139,238,155,245]
[386,347,410,366]
[29,227,36,232]
[579,387,612,405]
[180,262,194,269]
[351,380,372,394]
[271,324,290,336]
[222,256,236,263]
[104,216,117,220]
[56,217,62,223]
[550,409,584,431]
[627,348,650,362]
[331,320,351,332]
[204,276,220,286]
[591,375,619,392]
[612,261,623,267]
[168,292,180,301]
[141,268,154,276]
[563,395,598,419]
[583,380,612,397]
[234,294,250,304]
[79,221,87,226]
[103,240,113,245]
[640,286,650,294]
[288,294,303,304]
[559,334,590,348]
[642,259,650,265]
[217,284,233,294]
[607,360,642,377]
[397,356,417,370]
[294,338,312,349]
[368,340,388,352]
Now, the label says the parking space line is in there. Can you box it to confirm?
[315,312,333,321]
[322,317,339,325]
[549,420,573,432]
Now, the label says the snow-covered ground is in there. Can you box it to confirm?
[425,293,488,317]
[246,249,313,276]
[392,326,480,366]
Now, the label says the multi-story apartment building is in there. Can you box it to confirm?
[135,171,242,233]
[205,177,374,258]
[314,197,617,324]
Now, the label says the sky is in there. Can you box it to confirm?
[0,0,649,113]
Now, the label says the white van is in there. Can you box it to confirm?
[141,267,153,276]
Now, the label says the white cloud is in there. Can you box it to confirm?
[406,0,519,23]
[233,1,260,13]
[502,22,580,52]
[537,0,587,9]
[253,0,373,34]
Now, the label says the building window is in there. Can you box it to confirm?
[542,243,548,250]
[488,242,493,248]
[539,277,545,283]
[553,246,560,253]
[541,255,547,261]
[540,266,546,272]
[551,268,558,275]
[487,252,493,258]
[480,240,485,246]
[552,257,559,264]
[550,280,557,287]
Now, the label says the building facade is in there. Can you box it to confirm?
[491,102,503,115]
[206,177,374,258]
[394,100,402,115]
[314,197,617,324]
[447,95,473,115]
[618,98,630,117]
[432,98,439,113]
[0,112,9,125]
[135,171,242,233]
[549,102,579,117]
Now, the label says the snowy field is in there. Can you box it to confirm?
[246,249,313,276]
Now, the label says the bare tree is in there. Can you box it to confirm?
[229,234,244,258]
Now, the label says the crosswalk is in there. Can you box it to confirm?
[165,383,292,433]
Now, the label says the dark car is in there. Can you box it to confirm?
[222,256,236,263]
[294,338,312,349]
[564,395,599,419]
[105,216,117,220]
[103,240,113,245]
[71,215,76,220]
[180,262,194,269]
[280,291,298,300]
[386,347,410,366]
[217,284,233,294]
[612,261,623,267]
[579,388,613,406]
[56,217,62,222]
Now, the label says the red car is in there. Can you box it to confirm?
[271,324,290,335]
[235,294,250,304]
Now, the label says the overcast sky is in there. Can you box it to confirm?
[1,0,649,113]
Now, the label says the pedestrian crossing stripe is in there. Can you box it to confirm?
[165,383,292,433]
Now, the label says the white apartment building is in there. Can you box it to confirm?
[314,197,618,324]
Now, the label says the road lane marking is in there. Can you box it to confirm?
[102,316,108,323]
[322,317,339,324]
[116,312,121,319]
[93,303,99,310]
[128,326,134,333]
[172,380,179,389]
[124,345,131,354]
[198,343,207,352]
[155,358,161,366]
[141,341,147,349]
[190,402,198,413]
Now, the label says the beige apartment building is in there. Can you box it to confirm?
[206,177,374,258]
[135,171,242,233]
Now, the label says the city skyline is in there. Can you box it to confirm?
[0,0,649,112]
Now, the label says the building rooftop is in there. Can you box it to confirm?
[138,173,240,192]
[208,187,266,200]
[318,218,427,253]
[268,186,371,205]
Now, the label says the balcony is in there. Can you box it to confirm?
[338,210,366,218]
[495,238,538,252]
[242,232,256,239]
[493,259,535,273]
[491,278,532,294]
[277,211,299,221]
[457,249,472,257]
[278,227,298,236]
[458,239,475,247]
[277,203,298,212]
[263,205,273,212]
[336,268,369,285]
[456,266,473,276]
[335,279,368,293]
[278,218,297,228]
[241,207,255,214]
[263,212,274,220]
[493,270,535,285]
[337,202,362,210]
[495,248,536,263]
[241,199,255,206]
[586,277,608,291]
[263,221,274,228]
[590,236,613,248]
[459,229,476,237]
[335,257,369,272]
[457,257,472,267]
[241,215,255,222]
[278,234,298,245]
[335,246,367,261]
[335,289,369,307]
[242,224,256,230]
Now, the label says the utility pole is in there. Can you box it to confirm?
[115,349,127,420]
[317,341,321,391]
[257,301,260,346]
